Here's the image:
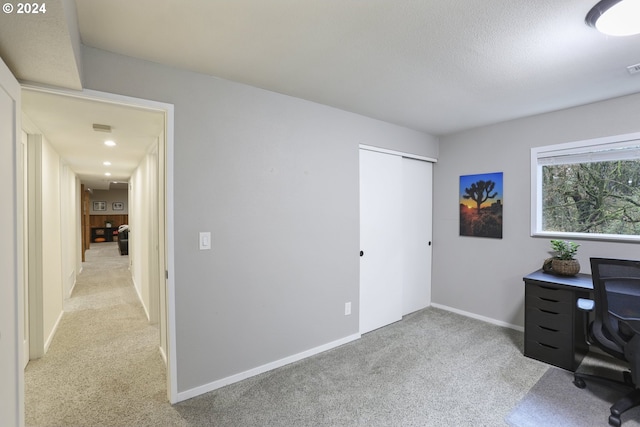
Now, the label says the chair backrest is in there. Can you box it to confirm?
[590,257,640,360]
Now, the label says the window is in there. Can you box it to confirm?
[531,132,640,241]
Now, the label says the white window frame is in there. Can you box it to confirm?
[531,131,640,242]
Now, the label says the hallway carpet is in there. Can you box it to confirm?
[25,242,184,426]
[25,243,549,426]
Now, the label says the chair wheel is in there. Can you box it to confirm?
[573,377,586,389]
[609,414,621,427]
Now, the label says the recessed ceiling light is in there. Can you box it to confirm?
[104,140,116,147]
[586,0,640,36]
[105,172,111,176]
[103,161,111,166]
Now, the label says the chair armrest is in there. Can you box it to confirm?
[577,298,594,311]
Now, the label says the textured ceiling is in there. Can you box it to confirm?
[73,0,640,135]
[0,0,82,89]
[2,0,640,187]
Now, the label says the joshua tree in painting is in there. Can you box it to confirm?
[463,179,498,213]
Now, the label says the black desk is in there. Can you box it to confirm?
[523,270,593,371]
[91,227,117,243]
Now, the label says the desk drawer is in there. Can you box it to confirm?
[526,322,571,348]
[526,285,573,311]
[526,306,572,334]
[526,283,573,302]
[525,338,573,370]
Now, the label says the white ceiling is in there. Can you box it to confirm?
[21,89,164,190]
[2,0,640,186]
[73,0,640,135]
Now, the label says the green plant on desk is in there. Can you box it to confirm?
[548,239,581,276]
[551,239,580,260]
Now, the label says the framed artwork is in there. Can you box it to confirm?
[93,201,106,211]
[459,172,503,238]
[112,202,124,211]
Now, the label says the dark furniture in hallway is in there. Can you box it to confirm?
[91,227,117,243]
[117,226,129,255]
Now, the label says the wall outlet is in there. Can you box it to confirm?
[345,302,352,316]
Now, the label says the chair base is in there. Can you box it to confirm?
[574,371,640,426]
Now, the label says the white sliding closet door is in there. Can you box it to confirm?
[402,158,432,315]
[359,149,403,334]
[359,148,433,334]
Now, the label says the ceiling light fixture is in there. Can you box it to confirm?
[105,172,111,176]
[586,0,640,36]
[104,140,116,147]
[103,161,111,166]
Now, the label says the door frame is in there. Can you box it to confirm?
[1,55,24,427]
[21,84,178,403]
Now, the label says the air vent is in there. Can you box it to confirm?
[92,123,112,132]
[627,63,640,75]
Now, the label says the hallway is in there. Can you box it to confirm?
[24,242,183,426]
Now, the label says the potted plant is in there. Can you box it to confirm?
[549,239,580,276]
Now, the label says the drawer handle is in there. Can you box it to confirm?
[539,286,559,291]
[539,296,559,303]
[538,342,559,350]
[538,325,559,332]
[539,308,559,315]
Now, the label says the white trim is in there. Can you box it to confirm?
[359,144,437,163]
[532,131,640,158]
[430,303,524,332]
[531,130,640,241]
[43,310,64,353]
[159,345,167,365]
[131,276,151,321]
[175,333,361,403]
[19,84,178,404]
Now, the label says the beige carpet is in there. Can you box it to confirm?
[25,242,185,427]
[25,243,551,426]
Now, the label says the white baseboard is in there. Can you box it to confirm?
[159,345,167,366]
[430,303,524,332]
[68,271,77,298]
[175,332,361,403]
[44,310,65,353]
[131,277,150,321]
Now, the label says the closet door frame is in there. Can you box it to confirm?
[359,145,435,334]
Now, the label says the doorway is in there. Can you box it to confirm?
[359,145,434,334]
[20,86,176,403]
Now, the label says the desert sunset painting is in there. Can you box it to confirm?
[459,172,503,238]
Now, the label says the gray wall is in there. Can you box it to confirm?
[90,189,128,215]
[81,46,438,393]
[433,92,640,328]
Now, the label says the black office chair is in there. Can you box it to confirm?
[573,258,640,427]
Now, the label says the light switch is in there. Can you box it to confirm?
[199,232,211,250]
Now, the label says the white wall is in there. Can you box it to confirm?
[24,114,79,357]
[60,163,79,298]
[129,144,158,320]
[0,55,22,427]
[36,135,64,351]
[81,45,439,396]
[433,92,640,329]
